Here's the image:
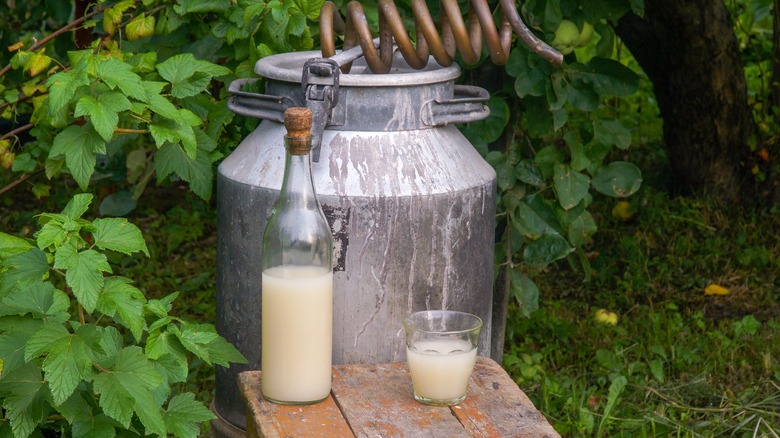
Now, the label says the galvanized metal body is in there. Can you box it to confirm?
[214,51,497,432]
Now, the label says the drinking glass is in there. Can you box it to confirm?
[403,310,482,406]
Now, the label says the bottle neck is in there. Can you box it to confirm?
[281,136,316,201]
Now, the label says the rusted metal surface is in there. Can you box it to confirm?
[238,357,560,437]
[319,0,563,73]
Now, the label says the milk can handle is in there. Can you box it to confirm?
[422,85,490,126]
[227,78,292,122]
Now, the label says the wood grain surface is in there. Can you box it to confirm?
[239,356,560,437]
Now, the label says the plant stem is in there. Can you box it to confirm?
[1,123,34,141]
[0,169,42,196]
[78,304,86,325]
[115,128,151,135]
[0,4,112,78]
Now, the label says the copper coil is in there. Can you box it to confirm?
[320,0,563,74]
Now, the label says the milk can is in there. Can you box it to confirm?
[212,50,498,435]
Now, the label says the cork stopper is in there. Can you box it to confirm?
[284,107,313,139]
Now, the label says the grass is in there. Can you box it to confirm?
[505,185,780,436]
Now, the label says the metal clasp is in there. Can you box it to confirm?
[301,58,340,162]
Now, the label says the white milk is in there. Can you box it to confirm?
[261,265,333,404]
[406,339,477,401]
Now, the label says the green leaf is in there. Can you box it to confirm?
[0,233,33,260]
[93,218,149,256]
[514,159,545,187]
[170,323,219,363]
[157,54,230,98]
[150,117,198,157]
[72,413,117,438]
[0,318,43,376]
[598,375,628,435]
[97,58,148,102]
[507,48,549,98]
[570,57,639,97]
[204,335,248,366]
[175,0,231,13]
[1,249,49,293]
[508,270,539,317]
[0,362,50,438]
[40,325,101,405]
[553,164,590,210]
[54,243,111,313]
[534,145,565,180]
[649,359,664,383]
[46,69,90,113]
[164,393,215,438]
[97,277,146,341]
[523,233,573,266]
[74,92,132,141]
[99,191,138,217]
[591,161,642,197]
[511,201,554,240]
[146,329,183,360]
[565,132,591,171]
[50,124,106,190]
[153,353,188,385]
[63,193,94,220]
[594,119,631,150]
[155,143,213,199]
[0,281,69,321]
[143,81,180,120]
[567,210,597,247]
[93,346,166,433]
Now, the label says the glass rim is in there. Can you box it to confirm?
[403,310,483,334]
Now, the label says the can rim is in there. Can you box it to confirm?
[255,50,461,87]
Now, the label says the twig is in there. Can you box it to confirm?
[0,169,42,196]
[1,123,34,141]
[0,1,128,77]
[115,128,150,135]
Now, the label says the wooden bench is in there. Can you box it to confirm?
[238,356,560,437]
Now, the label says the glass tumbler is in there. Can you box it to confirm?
[403,310,483,406]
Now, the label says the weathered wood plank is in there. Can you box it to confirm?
[451,357,561,438]
[238,371,354,438]
[331,363,470,437]
[238,357,559,437]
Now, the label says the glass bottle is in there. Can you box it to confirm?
[261,107,334,405]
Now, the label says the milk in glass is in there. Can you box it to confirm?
[406,338,477,401]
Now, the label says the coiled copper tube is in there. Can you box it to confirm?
[320,0,563,74]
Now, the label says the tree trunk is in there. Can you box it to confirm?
[615,0,759,202]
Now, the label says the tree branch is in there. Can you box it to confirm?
[0,1,120,78]
[1,123,34,142]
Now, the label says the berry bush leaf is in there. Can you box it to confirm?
[164,393,216,438]
[0,232,33,259]
[1,280,69,321]
[54,243,111,313]
[0,362,50,438]
[97,58,148,102]
[49,124,107,191]
[93,218,149,256]
[97,277,146,341]
[62,193,94,220]
[93,346,166,433]
[74,92,132,141]
[46,68,90,113]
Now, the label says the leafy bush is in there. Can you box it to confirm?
[0,194,246,437]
